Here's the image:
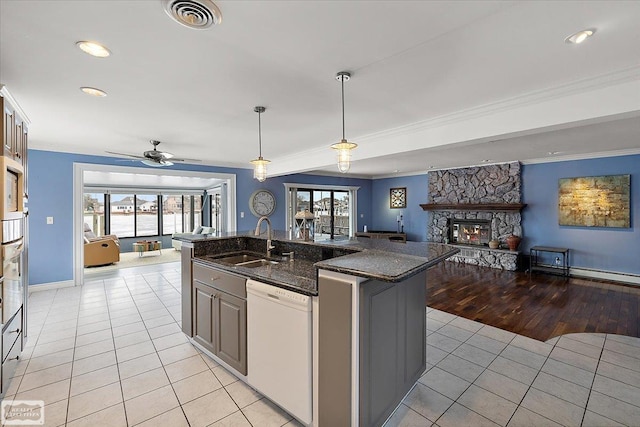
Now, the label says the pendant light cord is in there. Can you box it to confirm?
[341,77,346,140]
[258,109,262,158]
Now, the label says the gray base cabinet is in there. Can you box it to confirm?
[359,272,426,427]
[192,262,247,375]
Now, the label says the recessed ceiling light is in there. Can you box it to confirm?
[481,159,492,163]
[76,41,111,58]
[393,169,400,173]
[80,87,107,97]
[565,28,596,44]
[547,151,562,155]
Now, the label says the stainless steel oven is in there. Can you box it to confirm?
[1,218,24,325]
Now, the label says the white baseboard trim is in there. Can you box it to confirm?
[570,267,640,286]
[28,280,76,293]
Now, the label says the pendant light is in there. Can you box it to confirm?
[331,71,357,173]
[250,106,270,182]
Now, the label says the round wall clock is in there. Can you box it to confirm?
[249,189,276,217]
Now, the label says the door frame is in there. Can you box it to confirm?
[283,182,359,238]
[73,163,237,286]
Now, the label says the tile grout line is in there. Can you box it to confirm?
[126,271,193,426]
[578,334,607,427]
[430,313,513,426]
[502,332,562,427]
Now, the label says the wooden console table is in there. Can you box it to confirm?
[530,246,570,277]
[132,240,162,257]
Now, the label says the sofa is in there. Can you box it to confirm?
[172,226,215,250]
[83,223,120,267]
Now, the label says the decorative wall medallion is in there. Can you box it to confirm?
[390,187,406,209]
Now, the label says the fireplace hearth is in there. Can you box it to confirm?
[449,219,491,246]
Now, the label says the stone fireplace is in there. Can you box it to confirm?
[422,162,524,270]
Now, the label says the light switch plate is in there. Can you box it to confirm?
[46,216,54,224]
[240,212,245,218]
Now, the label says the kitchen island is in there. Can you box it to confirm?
[177,232,458,426]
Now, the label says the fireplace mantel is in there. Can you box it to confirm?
[420,203,526,212]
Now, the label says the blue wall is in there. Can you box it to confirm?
[29,148,639,284]
[370,174,429,242]
[369,155,640,276]
[28,149,372,285]
[522,154,639,275]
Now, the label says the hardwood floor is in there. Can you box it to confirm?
[426,261,640,342]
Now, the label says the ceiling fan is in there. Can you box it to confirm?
[106,140,201,167]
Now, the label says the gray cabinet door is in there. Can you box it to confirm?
[215,291,247,375]
[360,281,400,427]
[359,272,427,427]
[193,281,215,353]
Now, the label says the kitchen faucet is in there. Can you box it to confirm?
[254,216,276,257]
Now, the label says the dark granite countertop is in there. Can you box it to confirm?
[179,231,459,296]
[194,251,318,296]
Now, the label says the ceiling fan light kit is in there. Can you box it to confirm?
[331,71,357,173]
[250,106,270,182]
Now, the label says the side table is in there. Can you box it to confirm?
[529,246,570,277]
[132,240,162,257]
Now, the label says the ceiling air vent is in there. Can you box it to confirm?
[162,0,222,30]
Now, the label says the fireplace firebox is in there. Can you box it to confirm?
[449,219,491,246]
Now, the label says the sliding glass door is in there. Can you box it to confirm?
[290,188,353,240]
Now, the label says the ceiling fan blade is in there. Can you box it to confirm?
[170,157,202,162]
[105,151,146,159]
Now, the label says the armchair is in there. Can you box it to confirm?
[84,223,120,267]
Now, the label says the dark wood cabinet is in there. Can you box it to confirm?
[1,95,28,166]
[191,262,247,375]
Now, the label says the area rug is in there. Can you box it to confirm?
[84,249,181,275]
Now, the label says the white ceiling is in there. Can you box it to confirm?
[1,1,639,178]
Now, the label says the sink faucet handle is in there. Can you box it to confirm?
[282,251,294,261]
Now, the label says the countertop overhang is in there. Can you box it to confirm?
[178,231,459,295]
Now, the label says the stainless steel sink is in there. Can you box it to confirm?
[214,252,278,268]
[217,254,263,265]
[237,259,279,268]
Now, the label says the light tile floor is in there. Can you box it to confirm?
[2,262,639,426]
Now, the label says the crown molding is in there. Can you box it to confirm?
[0,84,31,125]
[355,65,640,143]
[522,148,640,165]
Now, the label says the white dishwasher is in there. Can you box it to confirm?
[246,279,312,425]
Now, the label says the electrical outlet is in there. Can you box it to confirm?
[360,214,364,218]
[240,212,245,218]
[46,216,54,224]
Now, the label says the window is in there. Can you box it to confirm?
[88,191,204,238]
[286,184,358,240]
[161,194,203,235]
[83,193,105,237]
[135,194,158,236]
[210,191,222,234]
[162,195,182,235]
